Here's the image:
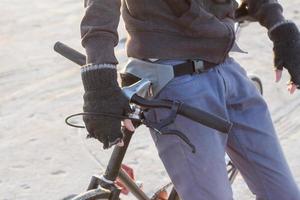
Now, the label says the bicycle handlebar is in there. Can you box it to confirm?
[54,42,86,66]
[131,95,232,133]
[54,41,233,133]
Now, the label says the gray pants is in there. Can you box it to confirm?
[147,58,300,200]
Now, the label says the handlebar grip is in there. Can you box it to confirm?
[131,95,232,133]
[54,42,86,66]
[178,103,232,133]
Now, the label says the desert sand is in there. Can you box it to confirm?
[0,0,300,199]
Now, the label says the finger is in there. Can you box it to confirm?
[157,190,168,200]
[124,119,135,132]
[108,137,122,148]
[117,140,124,147]
[287,83,293,93]
[275,69,282,82]
[288,83,297,94]
[291,84,297,94]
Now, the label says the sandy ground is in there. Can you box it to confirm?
[0,0,300,199]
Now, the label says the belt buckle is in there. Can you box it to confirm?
[193,60,205,73]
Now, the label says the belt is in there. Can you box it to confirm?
[173,60,216,77]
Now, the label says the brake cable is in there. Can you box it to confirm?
[65,104,196,153]
[65,112,132,129]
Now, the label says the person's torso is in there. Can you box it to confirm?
[122,0,239,64]
[122,0,238,37]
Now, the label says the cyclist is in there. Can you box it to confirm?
[80,0,300,199]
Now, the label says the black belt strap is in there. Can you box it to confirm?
[173,60,216,77]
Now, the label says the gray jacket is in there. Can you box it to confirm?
[81,0,285,65]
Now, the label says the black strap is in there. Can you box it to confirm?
[173,62,195,76]
[173,60,216,77]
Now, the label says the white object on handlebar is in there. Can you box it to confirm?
[122,79,152,100]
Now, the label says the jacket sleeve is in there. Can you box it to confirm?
[245,0,285,29]
[81,0,121,65]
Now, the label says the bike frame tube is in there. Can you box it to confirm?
[118,169,150,200]
[103,128,151,200]
[104,129,133,181]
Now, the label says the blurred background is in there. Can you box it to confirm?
[0,0,299,199]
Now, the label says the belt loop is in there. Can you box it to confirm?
[192,60,205,73]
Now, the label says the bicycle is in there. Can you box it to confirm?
[54,38,263,200]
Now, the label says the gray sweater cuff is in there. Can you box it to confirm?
[268,22,299,42]
[81,64,118,91]
[268,20,294,35]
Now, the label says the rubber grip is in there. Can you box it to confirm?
[131,95,232,133]
[178,103,232,133]
[54,41,86,66]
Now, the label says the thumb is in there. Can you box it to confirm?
[124,119,135,132]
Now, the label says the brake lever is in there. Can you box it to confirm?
[142,100,196,153]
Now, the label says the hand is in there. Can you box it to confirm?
[81,65,134,149]
[270,22,300,94]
